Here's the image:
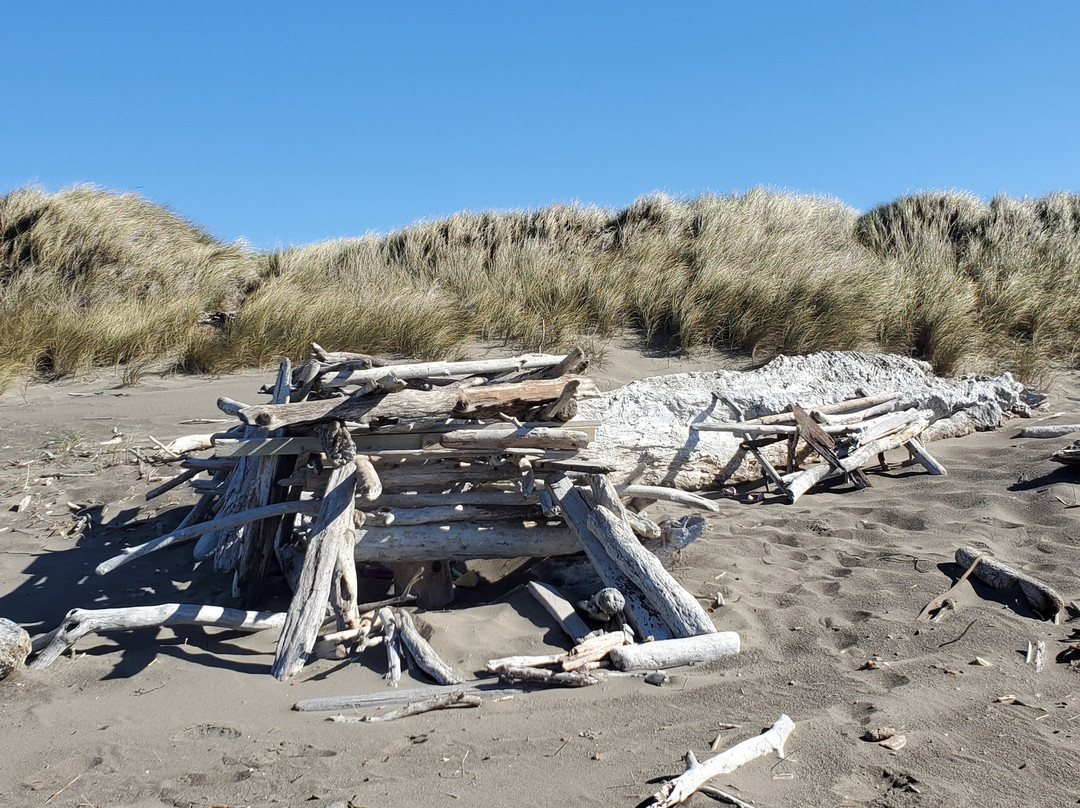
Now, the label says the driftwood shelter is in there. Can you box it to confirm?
[12,345,971,692]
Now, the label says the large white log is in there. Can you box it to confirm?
[273,464,358,681]
[321,353,568,388]
[650,714,795,808]
[609,632,740,671]
[29,605,284,669]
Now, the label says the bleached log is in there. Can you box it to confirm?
[273,464,358,681]
[856,408,922,443]
[813,398,901,425]
[692,422,856,436]
[353,521,578,562]
[745,393,902,426]
[579,587,626,622]
[95,500,321,575]
[1,618,31,679]
[561,631,627,671]
[1016,424,1080,439]
[162,434,216,455]
[649,714,795,808]
[439,425,589,450]
[320,353,568,388]
[238,377,582,430]
[361,504,540,527]
[609,632,741,671]
[486,653,564,671]
[780,412,933,503]
[955,545,1065,619]
[905,437,947,475]
[394,609,462,685]
[293,682,519,712]
[548,476,673,642]
[357,690,482,722]
[525,581,592,644]
[616,485,719,513]
[29,604,284,669]
[496,665,601,687]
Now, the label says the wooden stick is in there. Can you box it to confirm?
[294,682,518,712]
[955,545,1065,619]
[357,690,482,722]
[377,607,401,687]
[561,631,627,671]
[95,500,321,575]
[904,437,947,475]
[649,714,795,808]
[29,605,284,669]
[272,464,358,681]
[0,618,30,679]
[144,468,199,501]
[615,485,720,513]
[353,522,580,563]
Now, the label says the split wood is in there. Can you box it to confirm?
[649,714,795,808]
[29,604,284,669]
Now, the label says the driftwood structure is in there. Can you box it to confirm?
[26,346,729,685]
[694,392,947,503]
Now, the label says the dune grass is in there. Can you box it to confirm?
[2,184,1080,391]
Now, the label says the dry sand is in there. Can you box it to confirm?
[1,350,1078,808]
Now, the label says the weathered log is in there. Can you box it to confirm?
[95,499,321,576]
[377,608,401,687]
[144,468,199,501]
[362,491,537,510]
[273,464,358,681]
[392,559,454,610]
[29,605,284,669]
[609,632,741,671]
[692,422,857,437]
[1016,424,1080,439]
[744,393,902,426]
[237,453,297,609]
[320,353,569,389]
[905,437,947,475]
[1,618,31,679]
[356,690,482,722]
[362,504,541,527]
[496,665,601,688]
[561,631,628,671]
[792,405,870,490]
[439,425,589,450]
[856,407,922,443]
[238,377,582,430]
[293,682,518,712]
[547,475,673,642]
[955,545,1065,619]
[813,398,902,425]
[525,581,592,644]
[394,609,462,685]
[649,714,795,808]
[613,485,720,514]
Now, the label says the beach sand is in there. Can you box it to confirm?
[1,350,1078,808]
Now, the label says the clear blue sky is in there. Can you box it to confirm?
[2,2,1078,249]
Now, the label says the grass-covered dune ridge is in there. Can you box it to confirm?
[2,184,1079,389]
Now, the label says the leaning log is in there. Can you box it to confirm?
[353,521,577,562]
[320,353,569,389]
[273,464,358,681]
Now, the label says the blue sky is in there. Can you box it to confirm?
[2,3,1078,249]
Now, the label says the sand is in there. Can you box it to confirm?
[1,350,1078,808]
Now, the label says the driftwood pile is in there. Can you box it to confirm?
[694,392,947,503]
[25,346,731,685]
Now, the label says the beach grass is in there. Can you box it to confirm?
[2,184,1079,390]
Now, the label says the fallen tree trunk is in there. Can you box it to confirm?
[29,605,284,669]
[320,353,568,389]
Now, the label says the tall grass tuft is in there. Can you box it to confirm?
[4,184,1080,389]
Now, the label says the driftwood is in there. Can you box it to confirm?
[354,522,579,563]
[561,631,628,671]
[238,377,582,430]
[378,608,401,687]
[1017,424,1080,439]
[615,485,720,513]
[394,609,462,685]
[609,632,741,671]
[29,604,284,669]
[438,425,589,451]
[526,581,592,644]
[548,475,673,642]
[361,504,540,527]
[293,682,518,712]
[273,464,358,681]
[955,545,1065,619]
[0,618,31,679]
[320,353,568,388]
[95,500,321,575]
[649,714,795,808]
[496,665,601,688]
[392,559,454,610]
[355,690,482,722]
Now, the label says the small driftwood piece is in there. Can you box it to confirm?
[377,608,401,687]
[273,464,358,681]
[144,468,199,500]
[561,630,627,671]
[394,609,462,685]
[609,632,741,671]
[1,618,31,679]
[955,545,1065,620]
[526,581,592,644]
[496,665,601,688]
[615,485,720,513]
[353,690,482,722]
[294,682,518,712]
[95,500,321,575]
[29,605,284,669]
[649,714,795,808]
